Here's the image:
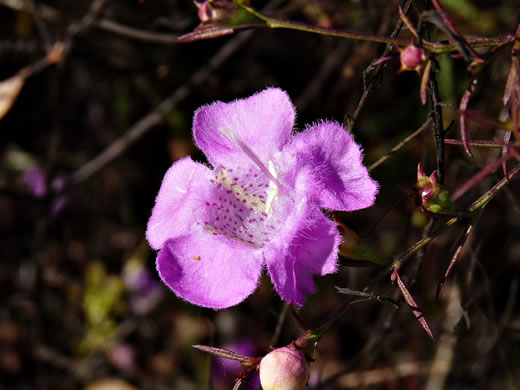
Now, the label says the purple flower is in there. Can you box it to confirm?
[123,259,163,315]
[146,88,377,309]
[23,168,47,198]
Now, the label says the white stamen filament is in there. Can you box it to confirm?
[265,160,279,215]
[219,127,287,195]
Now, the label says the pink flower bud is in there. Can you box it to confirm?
[399,44,428,74]
[259,346,308,390]
[196,0,238,25]
[197,1,211,23]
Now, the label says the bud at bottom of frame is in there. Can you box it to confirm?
[259,346,308,390]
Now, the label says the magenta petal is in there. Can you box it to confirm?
[146,157,213,250]
[193,88,295,167]
[285,121,378,211]
[157,232,263,309]
[147,89,378,309]
[264,209,340,306]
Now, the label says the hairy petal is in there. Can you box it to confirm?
[157,232,264,309]
[284,121,378,211]
[193,88,295,167]
[264,204,340,306]
[146,157,213,250]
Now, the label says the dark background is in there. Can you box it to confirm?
[1,0,519,389]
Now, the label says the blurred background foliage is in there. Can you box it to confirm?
[1,0,519,389]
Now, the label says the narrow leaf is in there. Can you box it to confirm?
[451,152,510,201]
[457,109,511,130]
[436,223,473,300]
[469,162,520,212]
[193,345,251,362]
[502,130,512,178]
[430,0,480,61]
[459,79,477,158]
[395,273,434,340]
[420,60,432,105]
[511,81,520,145]
[398,6,418,39]
[504,24,520,106]
[444,138,505,148]
[503,58,519,106]
[177,25,236,42]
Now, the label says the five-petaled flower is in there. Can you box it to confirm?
[146,88,378,309]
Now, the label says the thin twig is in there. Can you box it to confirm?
[96,19,180,44]
[421,1,446,184]
[28,0,53,51]
[295,40,350,110]
[347,0,413,131]
[451,152,512,201]
[67,0,285,186]
[67,30,253,186]
[270,302,289,346]
[368,118,432,172]
[60,0,110,61]
[444,138,507,148]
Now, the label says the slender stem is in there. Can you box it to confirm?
[369,118,431,172]
[444,139,507,148]
[394,162,520,270]
[310,299,353,340]
[451,153,511,201]
[267,18,410,46]
[391,217,459,271]
[67,30,254,186]
[270,303,289,346]
[233,1,514,54]
[468,162,520,212]
[270,20,514,53]
[309,164,520,340]
[96,19,179,44]
[310,218,454,338]
[347,0,413,132]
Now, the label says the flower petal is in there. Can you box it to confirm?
[146,157,213,250]
[193,88,295,167]
[157,232,264,309]
[284,121,378,211]
[264,205,340,306]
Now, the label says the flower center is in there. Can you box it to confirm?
[198,127,286,248]
[201,165,282,248]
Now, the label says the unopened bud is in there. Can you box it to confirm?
[259,346,308,390]
[416,164,457,215]
[417,163,438,201]
[399,43,428,74]
[196,0,238,25]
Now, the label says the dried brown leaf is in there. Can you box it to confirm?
[0,73,27,120]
